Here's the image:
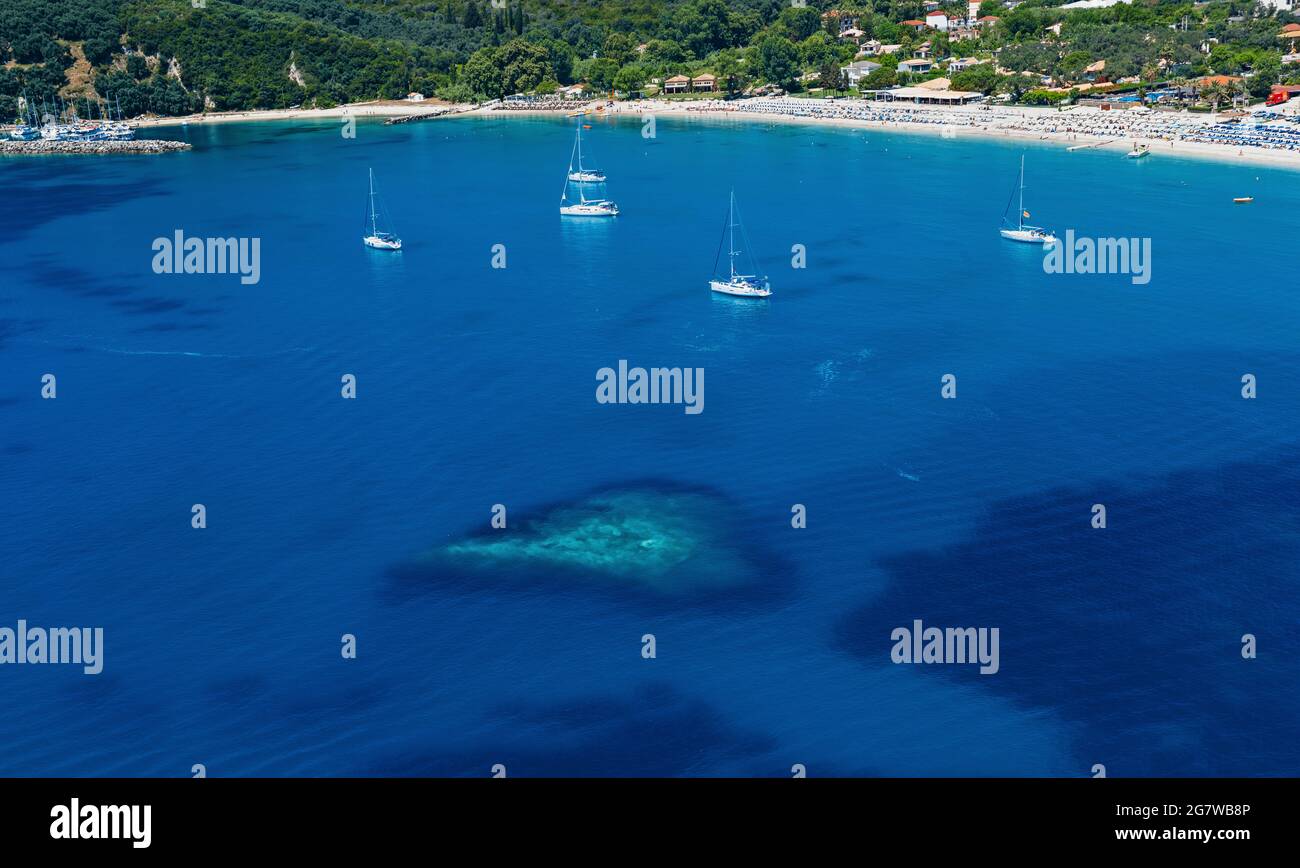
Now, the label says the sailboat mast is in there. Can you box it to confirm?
[369,169,378,236]
[1018,155,1025,230]
[729,191,736,280]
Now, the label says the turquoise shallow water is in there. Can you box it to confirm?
[1,113,1298,776]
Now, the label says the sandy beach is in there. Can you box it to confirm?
[131,99,463,128]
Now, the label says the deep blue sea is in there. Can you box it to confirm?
[2,113,1299,776]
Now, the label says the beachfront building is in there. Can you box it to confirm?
[841,60,883,87]
[868,85,983,105]
[691,74,716,93]
[1084,60,1108,82]
[664,75,690,94]
[897,58,936,75]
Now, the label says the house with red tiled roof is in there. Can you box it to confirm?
[901,19,927,31]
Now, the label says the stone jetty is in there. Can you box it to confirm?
[0,139,192,156]
[383,105,472,125]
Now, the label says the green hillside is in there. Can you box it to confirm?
[0,0,1297,121]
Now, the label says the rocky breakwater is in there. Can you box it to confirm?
[0,139,192,155]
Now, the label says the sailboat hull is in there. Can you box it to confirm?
[560,202,618,217]
[709,279,771,298]
[999,228,1055,245]
[363,235,402,250]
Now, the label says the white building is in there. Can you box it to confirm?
[925,11,950,31]
[841,60,883,86]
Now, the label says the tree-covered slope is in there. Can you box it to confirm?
[0,0,1297,121]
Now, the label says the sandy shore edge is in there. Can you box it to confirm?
[478,101,1300,172]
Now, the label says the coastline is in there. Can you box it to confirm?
[131,99,461,129]
[110,95,1300,172]
[474,99,1300,172]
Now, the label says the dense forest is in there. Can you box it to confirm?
[0,0,1297,120]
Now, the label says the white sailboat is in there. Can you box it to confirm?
[362,168,402,250]
[999,155,1056,245]
[566,123,606,183]
[709,190,771,298]
[560,123,618,217]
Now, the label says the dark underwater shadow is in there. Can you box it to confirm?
[0,315,50,351]
[835,448,1300,776]
[0,177,169,241]
[131,322,216,333]
[13,258,230,333]
[20,260,137,301]
[364,683,777,777]
[383,478,798,612]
